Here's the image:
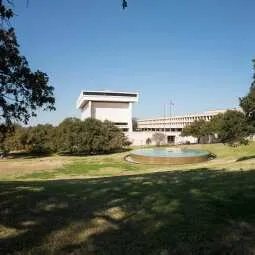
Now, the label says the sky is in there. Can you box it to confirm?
[11,0,255,125]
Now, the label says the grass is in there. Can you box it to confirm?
[1,143,255,181]
[1,143,255,254]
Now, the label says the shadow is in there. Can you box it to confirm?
[1,169,255,254]
[2,148,132,160]
[236,155,255,162]
[58,148,132,157]
[5,151,53,160]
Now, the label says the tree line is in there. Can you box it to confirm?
[0,118,130,155]
[181,110,254,145]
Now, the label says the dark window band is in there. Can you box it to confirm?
[83,91,137,97]
[114,122,128,125]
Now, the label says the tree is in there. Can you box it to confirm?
[1,123,57,155]
[0,123,13,156]
[152,132,165,146]
[56,118,83,153]
[1,123,23,151]
[122,0,128,9]
[215,110,254,146]
[81,118,110,154]
[22,124,56,153]
[132,118,138,131]
[209,113,224,133]
[181,119,211,144]
[56,118,129,154]
[102,120,131,151]
[240,59,255,125]
[0,1,55,125]
[146,137,152,145]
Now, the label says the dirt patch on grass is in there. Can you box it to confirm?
[0,158,64,177]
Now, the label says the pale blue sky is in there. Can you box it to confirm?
[12,0,255,125]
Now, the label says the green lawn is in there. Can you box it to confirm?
[1,143,255,180]
[1,143,255,254]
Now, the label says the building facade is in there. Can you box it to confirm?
[77,90,240,145]
[77,90,139,132]
[134,110,228,145]
[137,110,226,132]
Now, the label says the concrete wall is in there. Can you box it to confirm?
[77,92,139,109]
[81,102,91,120]
[80,101,133,131]
[91,102,129,123]
[127,132,255,147]
[126,131,197,146]
[77,90,139,132]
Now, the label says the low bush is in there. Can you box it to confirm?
[0,118,130,155]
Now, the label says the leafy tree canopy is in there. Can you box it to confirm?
[0,0,55,125]
[181,110,254,145]
[122,0,128,9]
[215,110,254,146]
[23,124,56,153]
[56,118,129,154]
[132,118,138,131]
[181,119,211,142]
[152,132,165,146]
[1,118,130,156]
[240,59,255,124]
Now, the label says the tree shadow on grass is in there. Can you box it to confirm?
[3,148,132,160]
[5,151,53,160]
[236,155,255,162]
[57,148,132,157]
[1,169,255,254]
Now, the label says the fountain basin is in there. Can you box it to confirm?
[129,147,211,165]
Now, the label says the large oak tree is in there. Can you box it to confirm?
[0,0,55,126]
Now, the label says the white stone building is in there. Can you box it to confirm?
[77,90,239,146]
[131,110,228,145]
[76,90,139,132]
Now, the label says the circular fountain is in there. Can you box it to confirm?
[129,147,211,165]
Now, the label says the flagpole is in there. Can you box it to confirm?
[169,100,174,118]
[169,100,174,132]
[164,103,166,135]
